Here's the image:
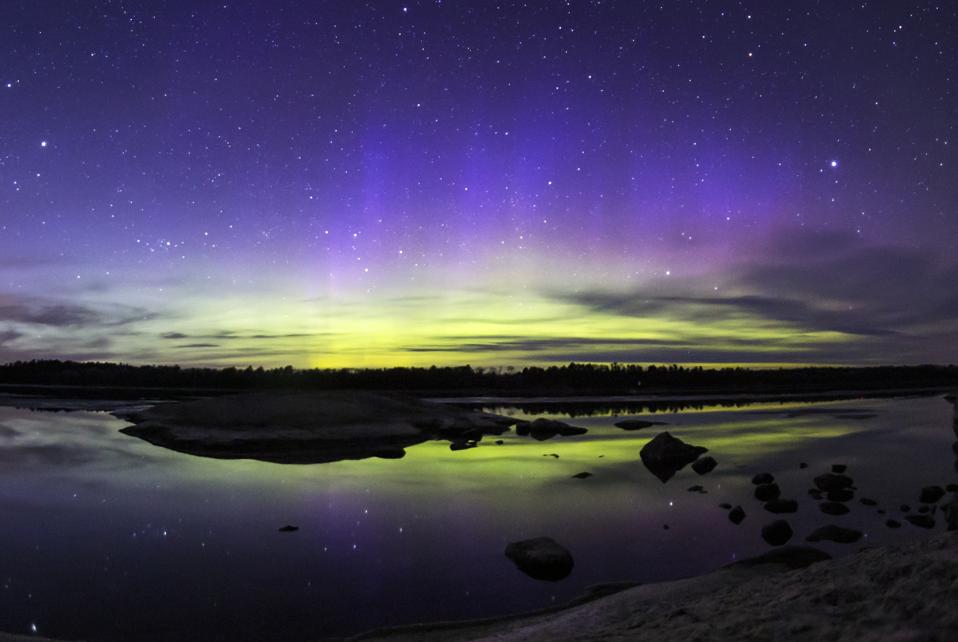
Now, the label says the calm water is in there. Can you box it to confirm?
[0,394,955,641]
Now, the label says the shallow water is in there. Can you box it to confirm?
[0,394,955,641]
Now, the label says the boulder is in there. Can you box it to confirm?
[751,473,774,485]
[761,520,793,546]
[764,499,798,514]
[919,486,945,504]
[691,456,717,475]
[755,483,781,502]
[805,525,862,544]
[504,537,574,581]
[819,502,850,516]
[728,505,746,525]
[904,514,935,529]
[639,432,708,482]
[813,473,854,492]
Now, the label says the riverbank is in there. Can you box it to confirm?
[357,531,958,641]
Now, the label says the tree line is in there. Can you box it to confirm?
[1,359,956,396]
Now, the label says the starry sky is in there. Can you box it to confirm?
[2,0,958,368]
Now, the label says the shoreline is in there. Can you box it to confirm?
[354,532,958,641]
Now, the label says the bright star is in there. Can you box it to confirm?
[40,140,48,148]
[829,160,838,168]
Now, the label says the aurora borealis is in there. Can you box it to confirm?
[2,1,957,367]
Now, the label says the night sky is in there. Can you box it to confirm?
[2,1,957,368]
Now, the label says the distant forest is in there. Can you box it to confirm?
[1,360,957,397]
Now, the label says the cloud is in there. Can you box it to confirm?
[556,230,958,340]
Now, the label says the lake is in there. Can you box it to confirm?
[0,393,955,641]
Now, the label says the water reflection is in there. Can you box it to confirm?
[0,395,954,641]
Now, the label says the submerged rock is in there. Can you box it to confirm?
[859,497,878,506]
[691,456,717,475]
[504,537,574,581]
[919,486,945,504]
[728,505,746,524]
[613,419,666,431]
[571,472,593,479]
[806,525,862,544]
[827,488,854,502]
[719,502,732,510]
[761,520,794,546]
[831,464,847,473]
[819,502,850,516]
[904,514,936,529]
[886,519,902,528]
[799,462,808,469]
[764,499,798,514]
[278,525,299,532]
[814,473,854,492]
[752,473,774,485]
[687,485,705,493]
[755,483,781,502]
[639,432,708,483]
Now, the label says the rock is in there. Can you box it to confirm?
[571,472,593,479]
[946,483,958,492]
[504,537,574,581]
[877,509,886,515]
[543,453,559,458]
[687,485,705,493]
[859,497,878,506]
[639,432,708,482]
[805,525,862,544]
[449,440,477,451]
[613,419,666,430]
[799,462,808,469]
[691,456,717,475]
[495,440,504,445]
[520,418,588,441]
[919,486,945,504]
[728,505,746,524]
[831,464,847,473]
[819,502,850,516]
[752,473,774,485]
[900,504,911,513]
[761,520,793,546]
[719,503,732,509]
[813,473,854,492]
[755,483,781,502]
[764,499,798,514]
[904,514,936,529]
[807,488,823,499]
[886,519,902,528]
[278,525,299,532]
[918,505,930,514]
[827,488,854,502]
[662,524,670,530]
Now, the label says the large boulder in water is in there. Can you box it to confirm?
[761,520,793,546]
[691,456,717,475]
[639,432,708,482]
[504,537,574,581]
